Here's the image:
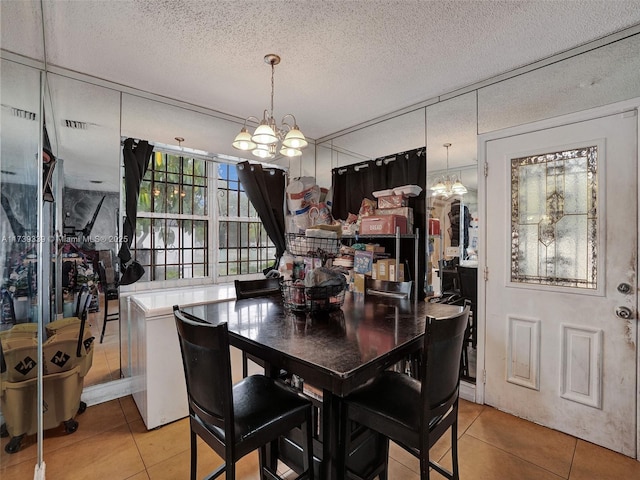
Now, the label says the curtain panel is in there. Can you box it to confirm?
[118,138,154,285]
[236,162,287,273]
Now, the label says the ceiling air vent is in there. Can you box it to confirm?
[10,107,37,121]
[64,119,88,130]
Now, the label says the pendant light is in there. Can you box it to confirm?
[431,143,467,198]
[232,54,308,160]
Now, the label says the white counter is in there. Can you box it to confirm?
[128,283,236,316]
[126,283,239,429]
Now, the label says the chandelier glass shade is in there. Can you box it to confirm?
[431,143,467,198]
[232,54,308,160]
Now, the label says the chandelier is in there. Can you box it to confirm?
[232,54,308,160]
[430,143,467,198]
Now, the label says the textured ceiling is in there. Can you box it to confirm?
[2,1,640,191]
[4,0,640,138]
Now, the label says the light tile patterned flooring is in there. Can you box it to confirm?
[2,300,640,478]
[83,296,122,388]
[3,396,640,479]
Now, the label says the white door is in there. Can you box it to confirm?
[484,111,638,456]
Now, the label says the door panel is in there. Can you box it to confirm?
[485,112,637,456]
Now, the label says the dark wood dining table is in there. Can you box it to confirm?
[184,292,463,480]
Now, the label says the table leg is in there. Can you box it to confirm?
[264,361,280,471]
[322,389,346,480]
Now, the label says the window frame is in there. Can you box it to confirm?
[123,141,282,290]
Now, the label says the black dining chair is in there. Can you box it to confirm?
[234,278,281,377]
[67,285,91,319]
[173,306,314,480]
[340,306,470,480]
[457,266,477,349]
[97,261,119,343]
[456,266,477,380]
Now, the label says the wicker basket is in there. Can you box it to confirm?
[281,280,346,314]
[286,233,340,257]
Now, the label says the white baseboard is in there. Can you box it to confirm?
[460,380,476,403]
[81,377,136,406]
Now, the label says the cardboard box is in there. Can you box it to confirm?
[353,273,367,293]
[375,259,404,281]
[376,259,391,280]
[353,250,374,274]
[377,194,408,209]
[389,263,405,281]
[375,207,413,233]
[359,215,407,235]
[365,244,385,253]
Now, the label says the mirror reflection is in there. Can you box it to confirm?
[317,93,480,382]
[1,60,42,326]
[426,92,478,382]
[0,59,43,454]
[47,74,122,387]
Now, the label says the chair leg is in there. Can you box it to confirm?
[190,429,198,480]
[259,444,268,479]
[100,305,108,343]
[460,345,469,378]
[226,452,236,480]
[242,352,249,378]
[378,438,389,480]
[451,419,459,480]
[419,459,430,480]
[303,409,314,479]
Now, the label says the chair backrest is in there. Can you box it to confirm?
[234,278,281,300]
[74,286,91,318]
[421,307,470,417]
[97,261,107,287]
[457,266,477,304]
[365,278,413,299]
[98,250,118,285]
[173,306,234,438]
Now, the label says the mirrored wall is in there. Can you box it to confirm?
[316,96,480,294]
[1,58,45,456]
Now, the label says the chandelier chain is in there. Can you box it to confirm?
[270,61,275,119]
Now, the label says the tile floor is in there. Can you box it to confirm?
[2,297,639,479]
[83,295,122,388]
[2,395,640,479]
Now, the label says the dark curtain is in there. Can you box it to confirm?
[331,147,426,228]
[331,147,427,298]
[118,138,154,285]
[236,162,287,273]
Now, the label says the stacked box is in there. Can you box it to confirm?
[377,195,408,209]
[359,215,407,235]
[375,259,405,281]
[353,250,374,274]
[365,244,385,253]
[353,273,367,294]
[375,207,413,233]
